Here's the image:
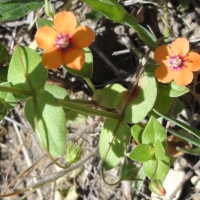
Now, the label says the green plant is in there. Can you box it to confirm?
[1,0,200,198]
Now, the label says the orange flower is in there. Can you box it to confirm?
[154,38,200,86]
[35,11,95,70]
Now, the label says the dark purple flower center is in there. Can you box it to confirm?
[55,33,71,50]
[167,55,184,70]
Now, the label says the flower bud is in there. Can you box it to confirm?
[149,179,166,196]
[44,0,55,19]
[66,141,83,164]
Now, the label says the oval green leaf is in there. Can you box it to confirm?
[114,90,127,113]
[44,83,70,113]
[142,116,167,144]
[167,81,189,97]
[123,75,157,123]
[8,46,47,94]
[143,156,170,181]
[129,144,155,162]
[44,83,69,100]
[152,83,173,115]
[0,82,17,120]
[0,42,10,63]
[65,111,88,124]
[154,140,165,160]
[131,124,143,144]
[0,66,8,83]
[98,84,126,109]
[170,98,184,116]
[99,118,131,171]
[24,90,67,157]
[36,18,53,29]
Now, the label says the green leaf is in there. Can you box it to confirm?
[65,111,88,124]
[0,43,10,83]
[100,0,119,5]
[170,98,184,116]
[114,90,127,113]
[44,83,69,100]
[85,10,104,20]
[0,82,17,120]
[168,128,200,147]
[99,118,131,170]
[0,0,44,22]
[0,82,9,99]
[81,0,138,25]
[44,0,55,18]
[153,98,184,117]
[167,81,189,97]
[132,167,146,197]
[131,124,143,144]
[154,140,165,160]
[7,46,48,97]
[0,100,7,120]
[24,90,67,157]
[176,146,200,155]
[81,0,158,50]
[142,116,167,144]
[144,63,157,75]
[129,144,155,162]
[154,109,200,139]
[152,83,173,114]
[64,48,93,78]
[97,84,126,109]
[36,18,54,29]
[0,66,8,83]
[120,158,140,181]
[44,83,70,113]
[177,0,190,12]
[134,25,158,51]
[143,156,170,181]
[123,75,157,123]
[0,42,10,63]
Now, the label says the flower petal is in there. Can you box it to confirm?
[154,45,172,64]
[42,47,63,69]
[71,25,95,48]
[171,38,189,56]
[63,48,85,70]
[174,67,193,86]
[35,26,57,49]
[185,52,200,71]
[54,11,77,35]
[155,64,174,83]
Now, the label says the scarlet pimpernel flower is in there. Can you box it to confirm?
[154,38,200,86]
[35,11,95,70]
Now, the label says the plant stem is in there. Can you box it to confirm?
[0,86,33,97]
[84,78,98,101]
[58,98,121,120]
[162,0,170,42]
